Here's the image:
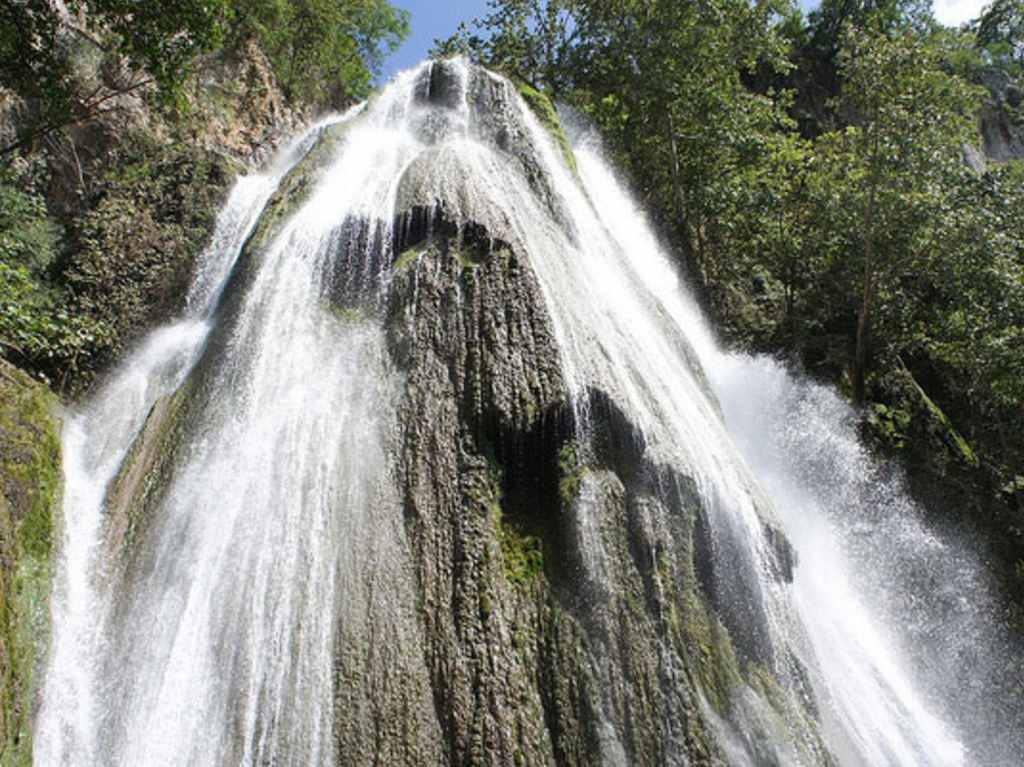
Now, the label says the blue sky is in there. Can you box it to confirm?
[384,1,491,79]
[382,0,988,81]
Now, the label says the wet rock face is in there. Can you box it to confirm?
[403,61,575,231]
[328,61,812,766]
[418,59,467,110]
[350,202,801,764]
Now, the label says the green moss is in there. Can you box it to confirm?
[0,361,62,764]
[457,248,483,270]
[866,402,912,450]
[498,513,545,588]
[483,470,545,589]
[558,441,586,505]
[514,80,579,177]
[393,247,422,271]
[745,662,835,764]
[903,370,979,467]
[680,588,744,714]
[326,303,366,323]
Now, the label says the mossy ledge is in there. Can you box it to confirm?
[514,79,580,178]
[243,119,357,257]
[0,360,62,765]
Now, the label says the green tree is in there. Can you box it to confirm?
[808,0,935,58]
[571,0,792,283]
[975,0,1024,69]
[233,0,410,107]
[433,0,577,90]
[0,168,111,382]
[821,24,984,402]
[1,0,230,155]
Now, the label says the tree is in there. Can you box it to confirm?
[233,0,410,107]
[824,24,983,402]
[808,0,935,58]
[433,0,577,90]
[1,1,410,156]
[975,0,1024,70]
[567,0,792,282]
[1,0,229,156]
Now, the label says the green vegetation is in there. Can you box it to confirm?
[0,2,406,391]
[496,511,545,588]
[1,1,408,154]
[393,248,422,272]
[0,168,112,388]
[514,80,577,175]
[557,441,585,506]
[1,0,227,155]
[679,590,743,715]
[0,362,61,765]
[231,0,409,108]
[1,135,229,390]
[975,0,1024,72]
[483,468,545,589]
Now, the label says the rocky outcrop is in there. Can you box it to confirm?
[0,360,61,764]
[323,61,820,765]
[353,215,819,764]
[1,30,309,392]
[980,67,1024,163]
[189,37,309,167]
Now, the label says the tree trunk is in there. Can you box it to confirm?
[853,185,877,406]
[853,257,874,405]
[666,111,703,283]
[853,109,882,407]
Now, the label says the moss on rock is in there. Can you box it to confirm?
[0,360,62,765]
[494,506,545,589]
[244,119,355,256]
[514,80,579,177]
[393,247,422,272]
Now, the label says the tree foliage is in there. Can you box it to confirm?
[0,0,409,154]
[0,167,111,383]
[808,0,935,56]
[826,26,984,401]
[0,0,229,153]
[231,0,410,106]
[434,0,578,90]
[975,0,1024,69]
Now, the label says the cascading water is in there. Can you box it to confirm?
[32,111,367,766]
[33,59,1021,766]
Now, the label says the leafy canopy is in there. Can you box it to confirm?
[232,0,410,106]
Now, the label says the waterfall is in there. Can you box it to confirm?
[33,59,1021,766]
[32,111,367,766]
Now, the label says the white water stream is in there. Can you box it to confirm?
[33,60,1020,766]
